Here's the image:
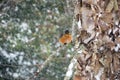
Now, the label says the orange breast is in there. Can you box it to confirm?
[59,34,72,44]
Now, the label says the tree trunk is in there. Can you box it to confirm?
[73,0,120,80]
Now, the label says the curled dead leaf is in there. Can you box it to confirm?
[105,0,114,13]
[113,54,120,72]
[115,37,120,44]
[73,75,81,80]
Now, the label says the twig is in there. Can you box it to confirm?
[0,64,19,68]
[30,46,61,80]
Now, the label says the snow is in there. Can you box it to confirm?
[29,68,36,73]
[55,8,59,14]
[66,54,71,58]
[55,42,60,48]
[18,56,23,65]
[20,52,24,55]
[15,6,19,11]
[32,60,38,64]
[12,44,16,47]
[23,61,31,66]
[47,9,51,13]
[114,44,120,52]
[71,48,74,52]
[13,73,19,78]
[1,20,7,27]
[66,70,73,77]
[8,71,12,76]
[32,4,36,7]
[16,33,21,39]
[9,53,18,59]
[65,58,77,77]
[0,48,25,64]
[1,50,19,62]
[35,28,39,32]
[20,22,29,32]
[77,19,82,29]
[21,36,29,43]
[27,29,32,34]
[18,52,24,65]
[1,20,6,24]
[1,50,9,58]
[68,62,74,69]
[78,50,82,54]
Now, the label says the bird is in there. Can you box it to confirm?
[59,30,72,45]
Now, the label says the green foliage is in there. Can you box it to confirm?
[0,0,73,79]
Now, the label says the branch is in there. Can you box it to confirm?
[64,46,81,80]
[64,56,77,80]
[30,46,61,79]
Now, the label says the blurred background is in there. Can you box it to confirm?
[0,0,75,80]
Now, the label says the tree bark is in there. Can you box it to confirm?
[73,0,120,80]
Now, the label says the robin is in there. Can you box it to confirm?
[59,30,72,45]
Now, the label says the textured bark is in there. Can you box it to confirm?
[73,0,120,80]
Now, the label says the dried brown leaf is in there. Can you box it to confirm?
[94,60,102,75]
[115,37,120,44]
[73,75,81,80]
[77,54,86,68]
[81,7,93,30]
[105,0,114,12]
[76,62,82,71]
[85,65,92,72]
[104,53,112,68]
[83,31,95,44]
[99,57,105,66]
[100,72,107,80]
[91,53,97,68]
[85,53,92,61]
[80,30,90,43]
[105,42,115,50]
[100,13,113,23]
[84,0,98,5]
[102,34,111,43]
[113,54,120,72]
[114,0,119,11]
